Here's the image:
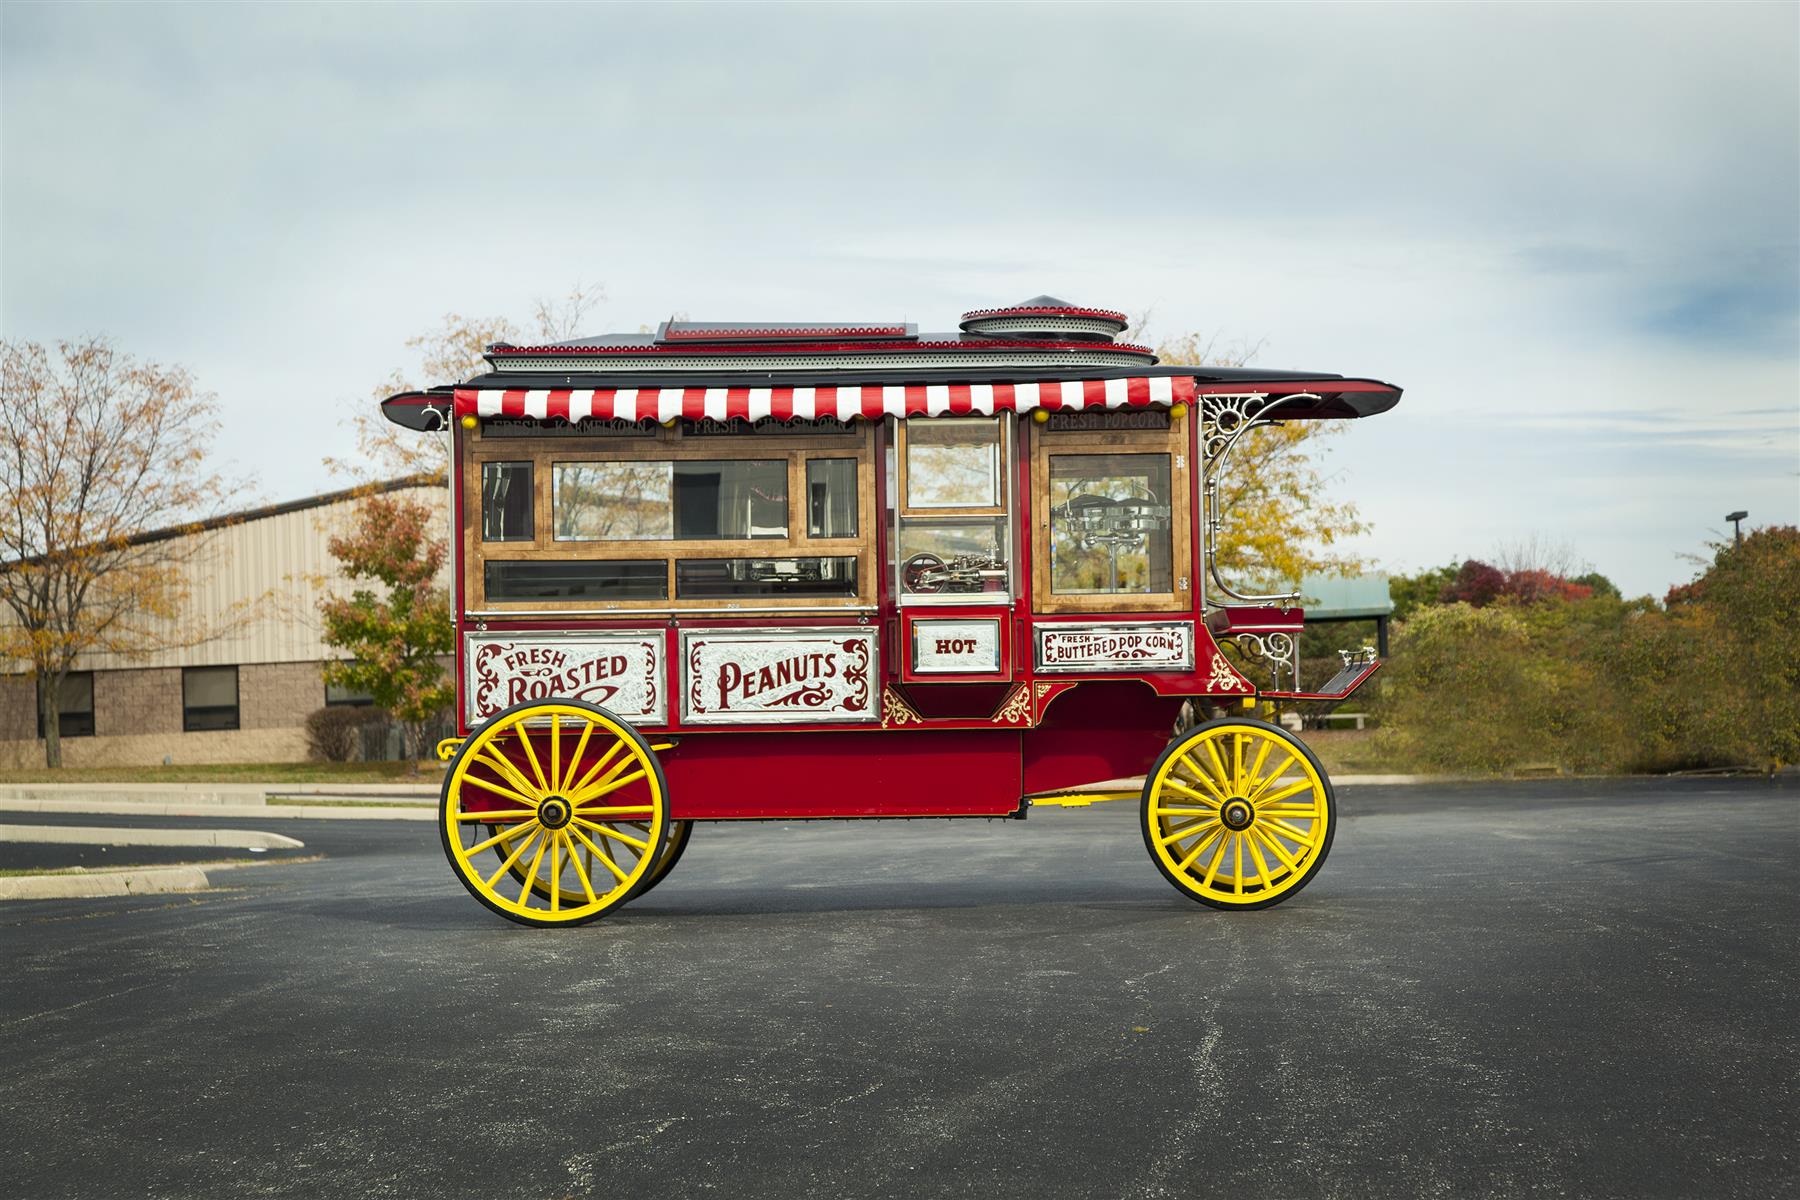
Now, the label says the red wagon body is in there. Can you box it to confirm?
[382,297,1401,924]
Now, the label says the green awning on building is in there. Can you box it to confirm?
[1301,574,1394,621]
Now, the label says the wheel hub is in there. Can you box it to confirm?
[538,797,572,830]
[1221,798,1254,831]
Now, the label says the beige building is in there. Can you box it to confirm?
[0,476,447,767]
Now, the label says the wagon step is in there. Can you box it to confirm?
[1025,778,1145,808]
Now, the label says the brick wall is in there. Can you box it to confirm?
[0,675,33,741]
[95,667,183,737]
[0,660,328,768]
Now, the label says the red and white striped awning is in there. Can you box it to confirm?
[453,376,1195,423]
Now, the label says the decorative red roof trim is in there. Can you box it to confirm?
[960,304,1129,325]
[661,325,911,341]
[488,338,1153,358]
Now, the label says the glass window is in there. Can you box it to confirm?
[1048,454,1174,595]
[675,557,859,599]
[485,560,667,601]
[481,462,533,541]
[183,666,240,732]
[806,459,858,538]
[898,519,1009,597]
[554,462,672,540]
[673,460,787,539]
[553,460,788,541]
[37,671,95,739]
[904,418,1002,509]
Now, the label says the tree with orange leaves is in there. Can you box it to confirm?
[0,337,237,767]
[1140,327,1370,589]
[318,494,454,768]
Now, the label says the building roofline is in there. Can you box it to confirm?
[3,473,444,570]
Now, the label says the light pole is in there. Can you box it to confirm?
[1726,510,1748,546]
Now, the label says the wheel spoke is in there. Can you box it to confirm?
[574,803,656,817]
[1246,737,1273,796]
[454,809,536,822]
[518,830,551,904]
[1160,780,1221,808]
[1256,778,1317,806]
[566,738,629,799]
[549,833,560,913]
[561,718,597,795]
[467,821,538,857]
[572,817,649,851]
[1156,816,1218,846]
[1234,834,1245,893]
[510,719,552,794]
[576,768,650,804]
[1202,738,1234,794]
[1175,825,1226,872]
[1200,833,1230,890]
[485,826,541,889]
[460,774,541,809]
[549,714,561,802]
[1174,754,1230,802]
[1153,803,1219,819]
[1250,825,1302,875]
[564,831,598,904]
[1232,732,1245,794]
[1248,752,1296,800]
[470,749,543,804]
[1245,829,1274,891]
[568,825,630,884]
[1262,815,1319,847]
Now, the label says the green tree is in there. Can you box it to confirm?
[1387,562,1461,622]
[319,494,453,768]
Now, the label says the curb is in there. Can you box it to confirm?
[0,865,211,901]
[0,799,433,822]
[0,824,305,849]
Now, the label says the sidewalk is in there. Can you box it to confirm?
[0,782,437,822]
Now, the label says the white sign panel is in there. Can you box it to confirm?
[1035,622,1194,673]
[681,628,878,725]
[465,632,665,725]
[912,619,1003,674]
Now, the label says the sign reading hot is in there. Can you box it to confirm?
[465,633,665,725]
[681,628,878,725]
[1035,622,1194,673]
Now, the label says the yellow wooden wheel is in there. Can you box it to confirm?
[501,817,693,908]
[1141,718,1335,910]
[440,699,668,927]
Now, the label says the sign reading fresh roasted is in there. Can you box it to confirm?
[680,629,878,724]
[464,633,665,724]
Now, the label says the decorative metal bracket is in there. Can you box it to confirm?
[1199,392,1321,606]
[1231,631,1300,692]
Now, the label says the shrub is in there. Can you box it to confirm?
[304,706,385,763]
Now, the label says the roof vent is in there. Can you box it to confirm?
[959,295,1129,342]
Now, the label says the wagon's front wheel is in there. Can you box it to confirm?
[1140,718,1335,910]
[441,699,668,927]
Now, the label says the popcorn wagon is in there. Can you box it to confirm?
[380,297,1402,926]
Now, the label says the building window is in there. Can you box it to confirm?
[481,461,534,541]
[37,672,95,739]
[896,417,1012,603]
[183,666,240,732]
[324,672,375,707]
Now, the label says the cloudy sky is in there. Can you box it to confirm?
[3,2,1795,598]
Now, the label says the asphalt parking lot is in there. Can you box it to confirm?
[4,776,1795,1199]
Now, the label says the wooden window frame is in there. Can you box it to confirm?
[464,424,876,613]
[1030,421,1192,615]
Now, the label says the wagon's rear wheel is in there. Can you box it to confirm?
[441,699,668,927]
[501,817,693,907]
[1140,718,1335,910]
